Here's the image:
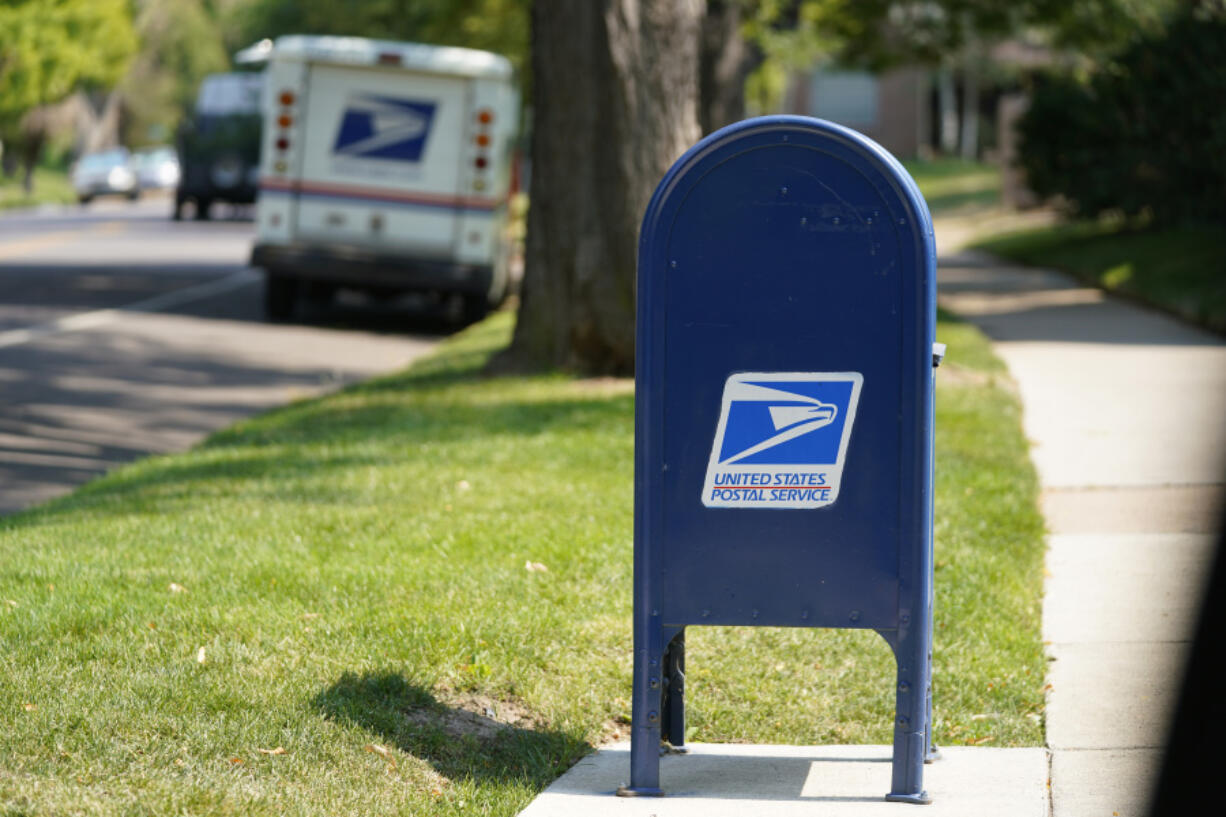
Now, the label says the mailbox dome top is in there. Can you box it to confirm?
[642,115,933,251]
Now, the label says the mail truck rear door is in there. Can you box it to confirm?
[294,60,467,258]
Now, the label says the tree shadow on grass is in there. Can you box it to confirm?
[313,671,592,788]
[0,386,634,533]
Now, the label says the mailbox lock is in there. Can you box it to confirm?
[649,677,660,690]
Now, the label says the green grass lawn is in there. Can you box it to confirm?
[0,311,1045,815]
[0,167,77,210]
[903,158,1001,216]
[974,220,1226,334]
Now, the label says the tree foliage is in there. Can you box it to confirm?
[741,0,1180,78]
[121,0,230,146]
[740,0,843,112]
[0,0,137,131]
[225,0,529,76]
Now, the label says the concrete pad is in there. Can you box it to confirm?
[518,744,1050,817]
[1043,533,1216,643]
[1050,748,1159,817]
[1045,640,1185,750]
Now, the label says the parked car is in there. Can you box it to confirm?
[175,72,263,220]
[71,149,139,203]
[132,146,181,191]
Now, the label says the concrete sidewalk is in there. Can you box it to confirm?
[517,238,1225,816]
[937,247,1225,817]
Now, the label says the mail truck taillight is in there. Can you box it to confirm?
[277,115,293,128]
[276,137,290,151]
[378,52,402,65]
[279,90,295,106]
[477,109,493,125]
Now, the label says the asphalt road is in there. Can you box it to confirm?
[0,196,444,515]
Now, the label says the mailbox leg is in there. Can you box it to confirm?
[622,613,681,790]
[619,639,666,796]
[924,630,940,764]
[661,630,687,752]
[885,627,933,804]
[924,577,940,763]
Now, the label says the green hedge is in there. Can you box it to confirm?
[1017,10,1226,226]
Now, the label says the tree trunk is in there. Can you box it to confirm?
[501,0,704,374]
[937,66,958,155]
[16,120,47,195]
[699,0,746,135]
[21,152,36,194]
[959,62,979,161]
[81,89,124,155]
[958,28,984,162]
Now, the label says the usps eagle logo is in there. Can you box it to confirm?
[702,372,863,509]
[331,95,436,162]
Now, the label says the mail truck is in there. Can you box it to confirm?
[250,36,519,320]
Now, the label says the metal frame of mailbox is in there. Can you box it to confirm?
[625,116,938,803]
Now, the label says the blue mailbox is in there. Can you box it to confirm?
[623,116,938,803]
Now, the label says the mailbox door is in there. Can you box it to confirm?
[636,118,934,633]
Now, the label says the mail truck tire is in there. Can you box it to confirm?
[264,273,298,322]
[462,294,490,324]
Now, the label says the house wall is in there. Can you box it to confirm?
[786,67,928,160]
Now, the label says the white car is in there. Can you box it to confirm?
[132,146,181,191]
[71,149,139,203]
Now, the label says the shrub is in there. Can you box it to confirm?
[1017,10,1226,226]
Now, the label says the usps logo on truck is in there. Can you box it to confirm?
[332,95,437,162]
[702,372,863,509]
